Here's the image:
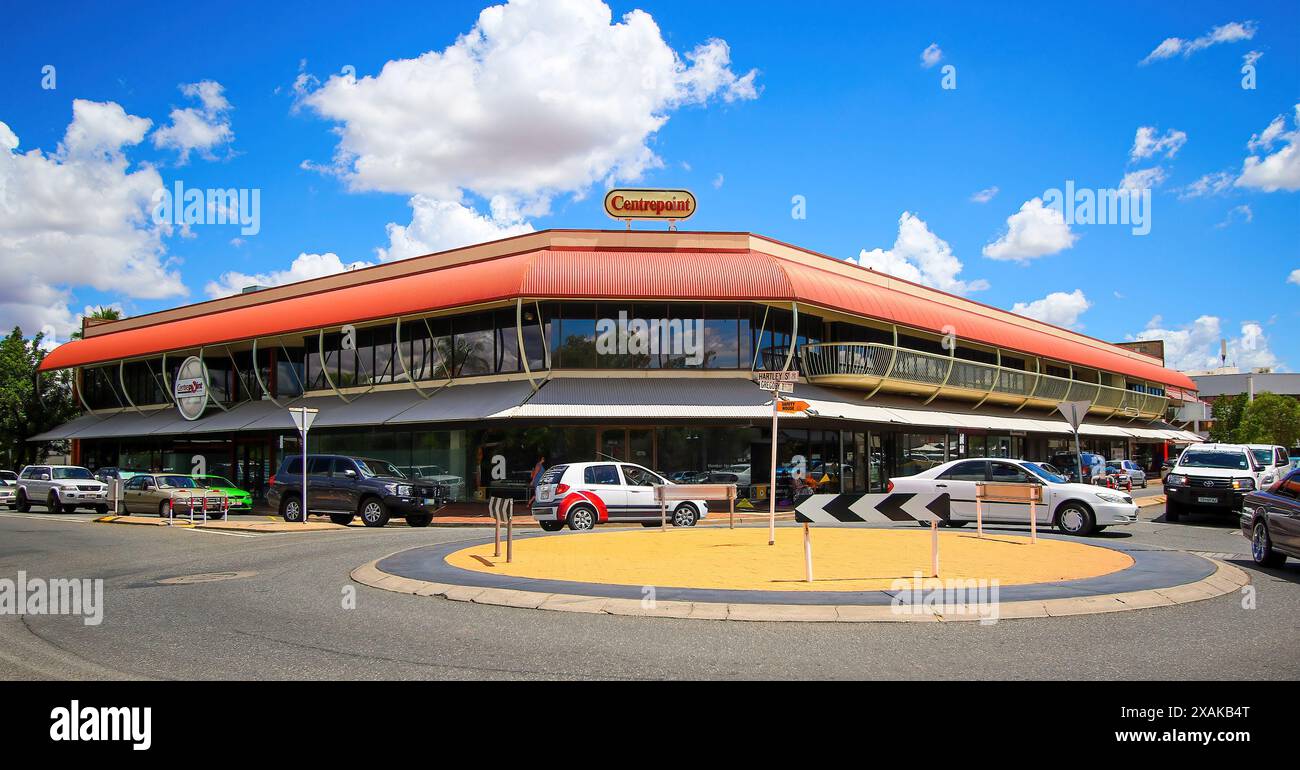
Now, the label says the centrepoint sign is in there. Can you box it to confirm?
[173,356,209,421]
[604,188,696,221]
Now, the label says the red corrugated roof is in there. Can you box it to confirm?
[39,236,1196,390]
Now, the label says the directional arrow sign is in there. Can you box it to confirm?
[777,400,810,414]
[795,492,950,524]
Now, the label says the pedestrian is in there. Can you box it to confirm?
[528,455,546,506]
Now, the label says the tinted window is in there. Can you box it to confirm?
[1180,451,1250,470]
[356,459,405,478]
[539,465,568,484]
[284,458,303,475]
[158,476,197,488]
[307,457,332,475]
[584,465,620,485]
[52,467,93,480]
[1276,449,1289,466]
[125,476,147,490]
[990,463,1033,483]
[1251,449,1273,466]
[332,458,359,476]
[622,465,663,486]
[939,461,986,481]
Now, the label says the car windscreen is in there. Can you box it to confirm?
[202,476,236,488]
[52,467,94,480]
[1180,451,1250,470]
[538,466,567,484]
[1023,463,1067,484]
[159,475,197,488]
[356,460,406,479]
[1250,449,1273,466]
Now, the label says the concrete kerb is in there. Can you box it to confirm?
[349,551,1251,624]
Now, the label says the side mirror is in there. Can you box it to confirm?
[40,474,51,481]
[343,469,358,479]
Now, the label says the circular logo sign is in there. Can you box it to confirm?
[173,356,209,421]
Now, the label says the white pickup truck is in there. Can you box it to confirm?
[15,465,110,514]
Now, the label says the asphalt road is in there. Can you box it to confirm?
[0,497,1297,681]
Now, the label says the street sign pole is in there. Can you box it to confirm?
[290,407,318,526]
[769,394,778,545]
[1057,400,1092,485]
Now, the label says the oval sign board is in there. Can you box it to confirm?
[173,356,209,421]
[604,188,696,221]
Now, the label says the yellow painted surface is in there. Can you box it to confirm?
[445,527,1134,592]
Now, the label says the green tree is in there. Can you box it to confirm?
[0,327,78,468]
[1208,392,1248,443]
[1238,392,1300,448]
[70,306,123,340]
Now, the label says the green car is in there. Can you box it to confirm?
[190,475,254,512]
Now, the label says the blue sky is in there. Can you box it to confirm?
[1,0,1297,372]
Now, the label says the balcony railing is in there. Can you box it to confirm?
[798,342,1167,418]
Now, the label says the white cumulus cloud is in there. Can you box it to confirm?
[1140,21,1257,65]
[920,43,943,68]
[204,252,371,298]
[855,212,989,295]
[1130,126,1186,161]
[1131,315,1280,372]
[981,197,1077,262]
[151,81,234,164]
[1011,289,1091,330]
[1119,167,1167,190]
[0,100,187,343]
[375,196,534,262]
[1236,104,1300,192]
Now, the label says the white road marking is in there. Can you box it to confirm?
[181,527,260,539]
[0,512,90,523]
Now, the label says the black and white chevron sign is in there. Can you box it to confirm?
[488,497,513,523]
[794,492,950,524]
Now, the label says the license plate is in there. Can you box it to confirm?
[423,498,439,506]
[1197,496,1218,504]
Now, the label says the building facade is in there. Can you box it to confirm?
[33,230,1202,506]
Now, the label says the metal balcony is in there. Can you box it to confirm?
[798,342,1167,420]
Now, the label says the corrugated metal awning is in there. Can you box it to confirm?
[388,380,537,424]
[514,377,773,420]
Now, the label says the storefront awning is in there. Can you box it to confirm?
[27,412,112,442]
[514,377,774,420]
[388,380,537,424]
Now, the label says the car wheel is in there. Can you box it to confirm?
[671,503,699,527]
[1056,503,1096,536]
[281,496,304,523]
[359,498,390,528]
[944,520,968,528]
[566,505,596,531]
[539,520,565,532]
[159,501,171,518]
[46,491,59,512]
[94,505,108,516]
[15,490,29,512]
[329,513,353,526]
[1164,499,1181,522]
[1251,520,1288,567]
[406,513,432,527]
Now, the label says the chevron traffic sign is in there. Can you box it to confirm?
[488,497,514,562]
[794,492,950,524]
[488,497,513,523]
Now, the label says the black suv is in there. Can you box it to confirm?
[267,454,448,527]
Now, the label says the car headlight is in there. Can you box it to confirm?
[1165,473,1187,486]
[1095,492,1127,504]
[1231,478,1254,491]
[384,483,413,496]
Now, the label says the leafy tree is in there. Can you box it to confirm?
[1208,393,1248,443]
[0,327,78,468]
[70,306,124,340]
[1238,392,1300,448]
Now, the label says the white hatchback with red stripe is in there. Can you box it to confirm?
[531,462,709,532]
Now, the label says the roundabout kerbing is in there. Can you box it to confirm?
[351,525,1250,623]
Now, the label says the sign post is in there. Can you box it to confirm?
[489,498,514,562]
[976,482,1044,543]
[1056,400,1092,485]
[754,371,800,546]
[289,407,318,525]
[795,492,952,581]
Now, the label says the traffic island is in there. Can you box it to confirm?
[352,527,1251,622]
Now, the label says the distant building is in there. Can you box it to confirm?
[1186,370,1300,438]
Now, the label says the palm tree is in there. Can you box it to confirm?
[70,306,124,340]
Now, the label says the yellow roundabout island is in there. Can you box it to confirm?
[445,527,1134,592]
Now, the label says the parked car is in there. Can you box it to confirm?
[1163,444,1260,521]
[1240,468,1300,567]
[0,483,15,509]
[402,464,465,502]
[94,467,142,484]
[1047,452,1107,484]
[888,457,1138,536]
[267,455,448,527]
[531,461,709,532]
[14,465,109,514]
[1107,459,1148,489]
[119,473,227,517]
[1245,444,1290,490]
[0,470,17,487]
[189,475,255,512]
